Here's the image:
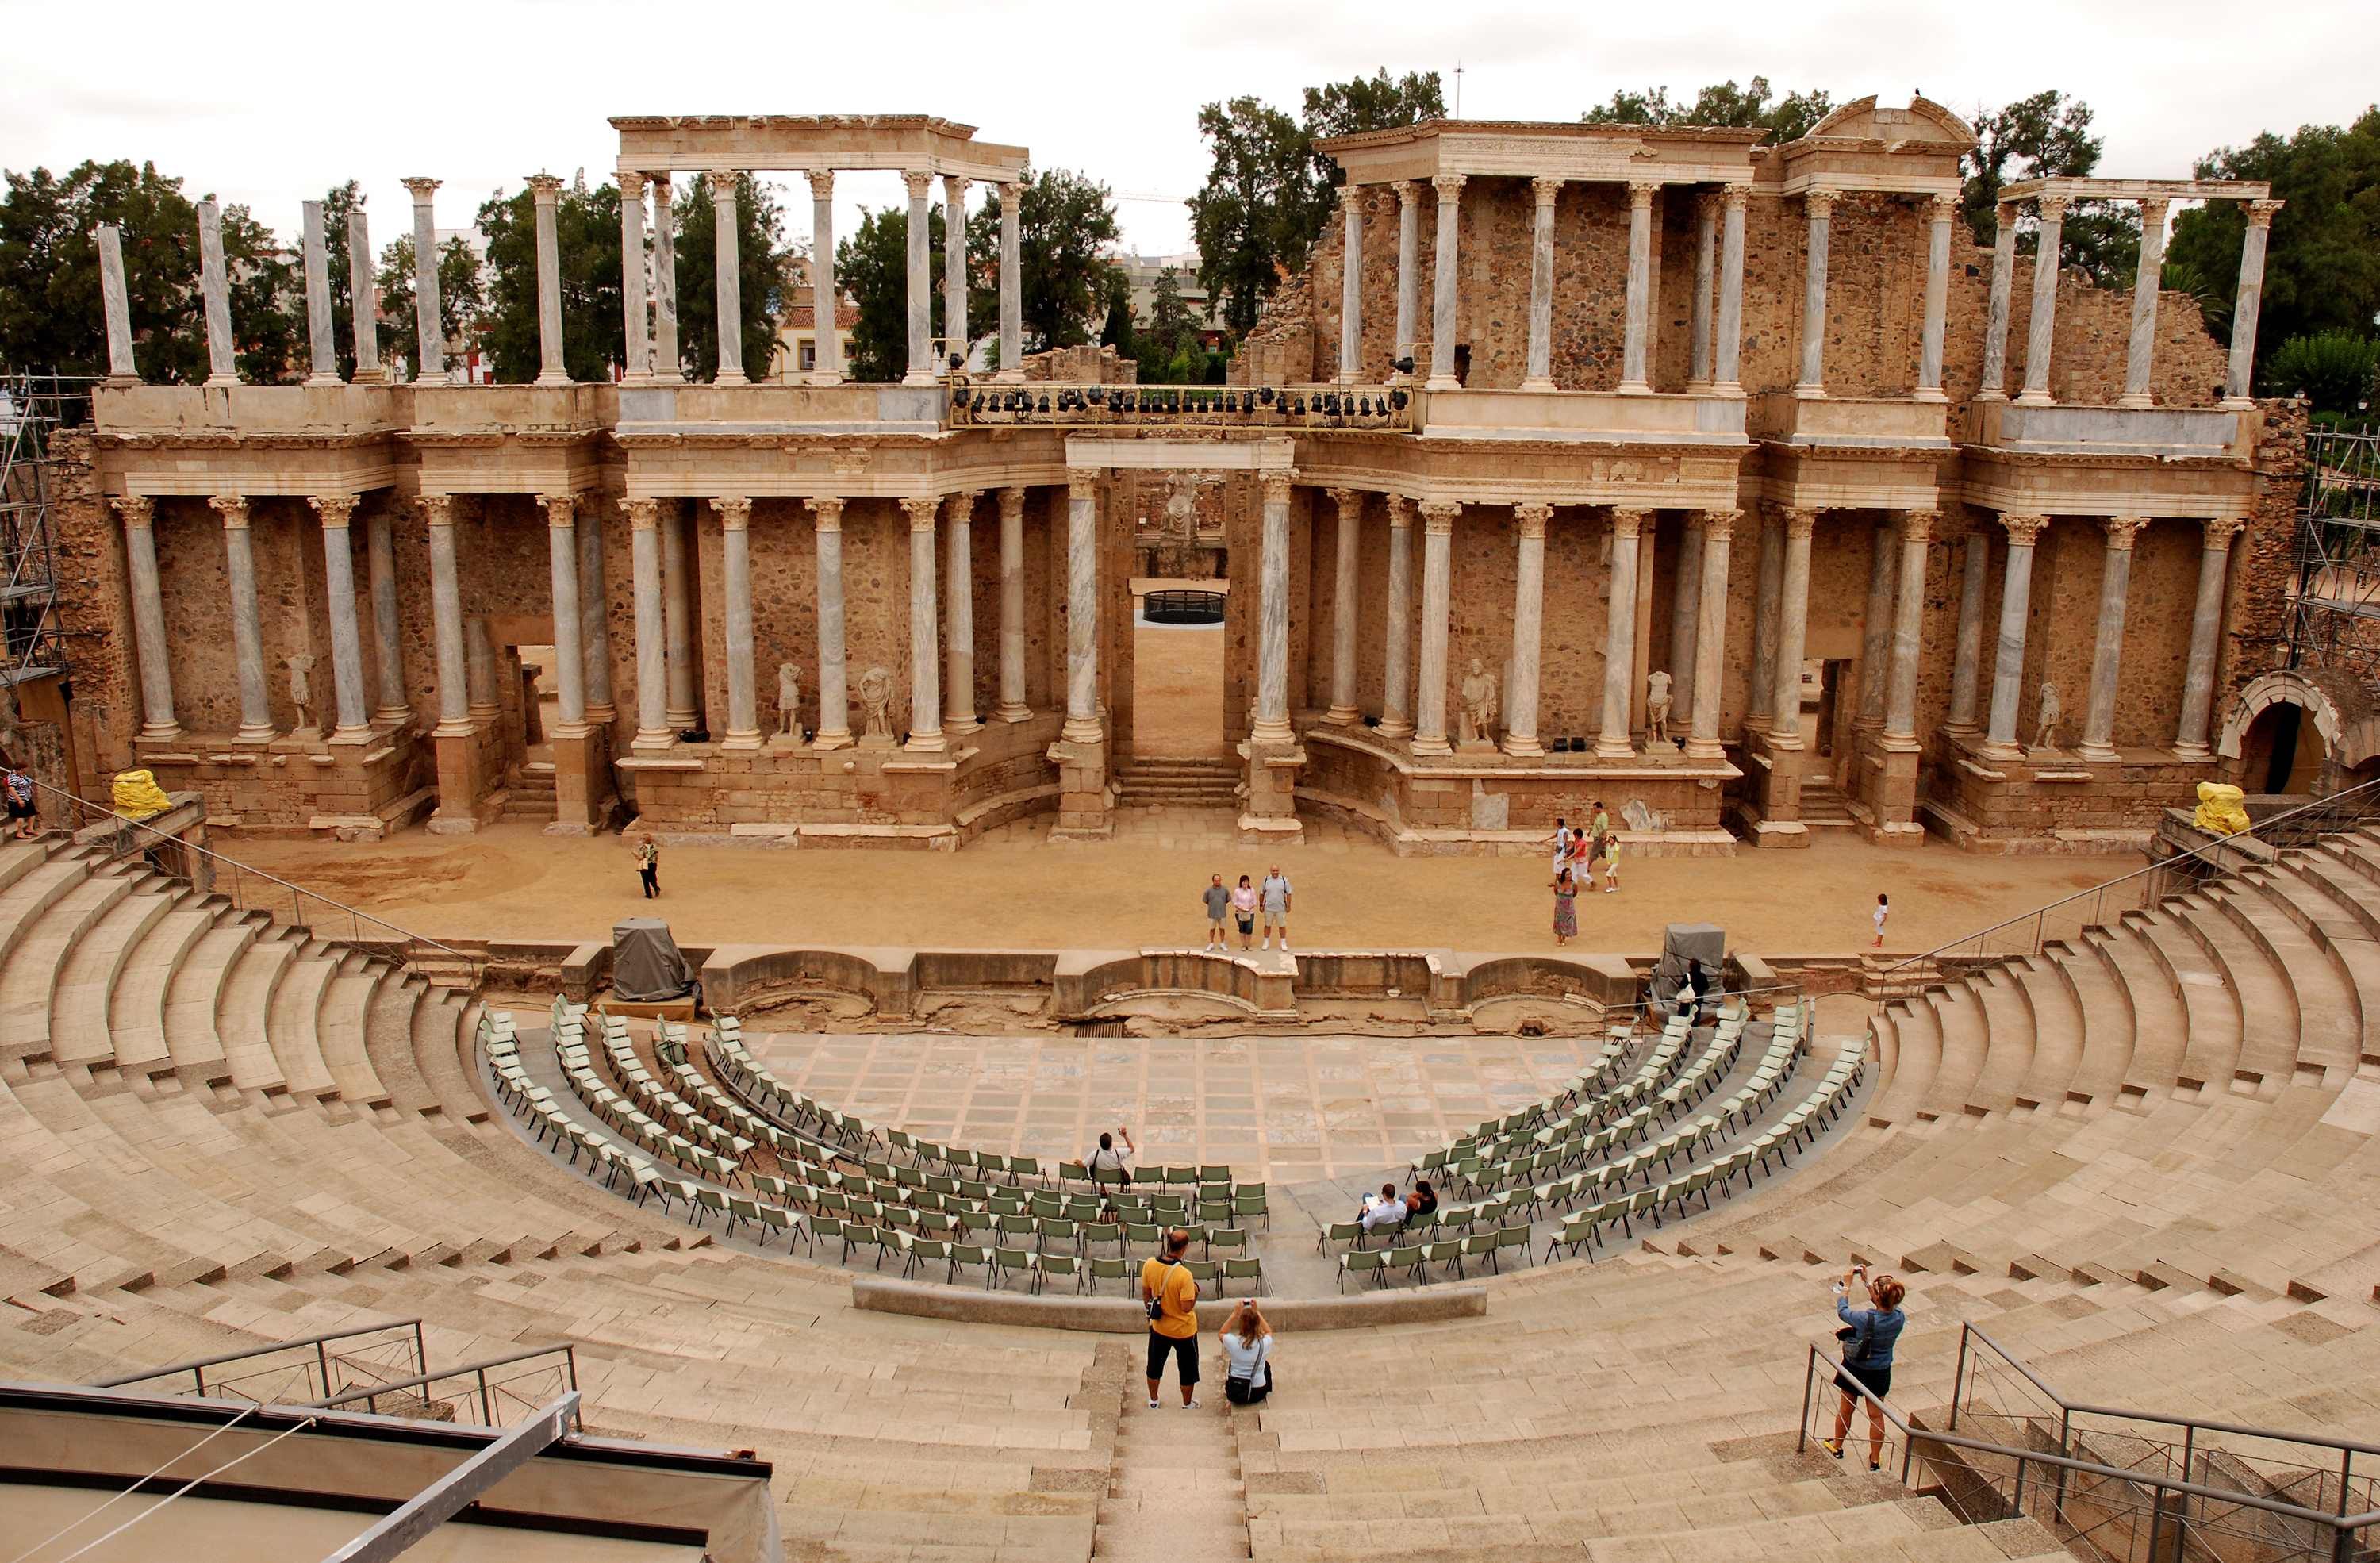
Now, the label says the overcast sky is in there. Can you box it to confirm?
[6,0,2374,262]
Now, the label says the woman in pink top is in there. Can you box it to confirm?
[1230,875,1259,951]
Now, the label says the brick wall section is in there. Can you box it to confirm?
[48,430,133,784]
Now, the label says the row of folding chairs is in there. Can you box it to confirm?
[753,1154,1269,1231]
[586,1018,752,1164]
[1337,1223,1534,1289]
[549,1017,742,1185]
[820,1224,1267,1296]
[484,1013,702,1209]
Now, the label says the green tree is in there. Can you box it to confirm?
[2260,331,2379,409]
[2167,108,2380,367]
[839,202,945,383]
[377,232,486,378]
[1580,76,1833,144]
[965,169,1122,355]
[1147,267,1204,359]
[1960,90,2137,288]
[477,175,625,383]
[672,172,789,382]
[318,181,384,379]
[1304,69,1445,186]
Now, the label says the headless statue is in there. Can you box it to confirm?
[1645,669,1673,746]
[777,662,804,737]
[2033,681,2063,752]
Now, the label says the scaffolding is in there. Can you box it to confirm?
[2284,425,2380,685]
[0,374,88,689]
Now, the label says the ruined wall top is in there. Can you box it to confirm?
[610,113,1027,181]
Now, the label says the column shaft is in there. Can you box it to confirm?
[113,499,179,738]
[1338,189,1365,383]
[1426,176,1464,390]
[628,500,670,748]
[651,176,682,383]
[1885,513,1933,740]
[620,174,651,384]
[1326,489,1362,723]
[661,501,697,729]
[1917,195,1954,399]
[806,171,839,382]
[1063,471,1102,743]
[1523,179,1559,390]
[578,501,612,720]
[98,225,139,384]
[1597,509,1645,757]
[1668,520,1702,708]
[1771,511,1816,742]
[942,175,969,369]
[717,497,760,747]
[2225,201,2283,405]
[529,174,569,385]
[1748,509,1783,728]
[346,206,384,382]
[995,180,1022,382]
[1253,474,1295,742]
[310,497,370,737]
[1979,203,2017,398]
[211,497,273,738]
[1632,528,1656,732]
[1714,187,1749,392]
[302,200,339,386]
[1944,530,1991,732]
[1687,194,1717,389]
[711,173,747,386]
[945,491,979,731]
[2121,198,2169,407]
[902,171,935,386]
[198,199,237,386]
[1506,505,1550,756]
[424,497,470,733]
[2175,520,2243,758]
[1413,503,1457,753]
[1856,522,1897,728]
[401,179,443,384]
[1685,510,1735,758]
[1795,190,1835,395]
[364,502,405,722]
[812,499,851,745]
[1619,182,1656,393]
[1380,497,1415,737]
[904,497,944,750]
[543,495,588,732]
[1983,517,2046,754]
[2080,518,2143,761]
[1393,183,1421,376]
[2017,196,2067,405]
[996,486,1030,720]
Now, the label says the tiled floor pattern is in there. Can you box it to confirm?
[972,805,1375,854]
[747,1027,1614,1181]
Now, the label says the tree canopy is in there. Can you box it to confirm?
[1580,77,1833,144]
[375,232,486,379]
[964,168,1123,356]
[477,175,624,383]
[839,201,944,383]
[671,173,790,382]
[1960,90,2137,288]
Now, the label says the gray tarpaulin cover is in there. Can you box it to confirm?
[1649,923,1726,1012]
[613,918,696,1002]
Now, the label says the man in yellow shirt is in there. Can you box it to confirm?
[1140,1228,1201,1410]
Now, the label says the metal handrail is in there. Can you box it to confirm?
[1871,772,2380,1006]
[90,1319,427,1395]
[305,1343,578,1430]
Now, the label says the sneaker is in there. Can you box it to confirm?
[1183,1399,1202,1410]
[1147,1398,1160,1410]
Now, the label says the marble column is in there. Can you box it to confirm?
[400,178,443,385]
[2175,517,2245,759]
[1917,193,1956,401]
[1393,183,1422,378]
[1522,177,1560,391]
[1856,521,1898,729]
[466,618,497,721]
[2080,517,2144,762]
[620,173,651,386]
[1884,511,1934,741]
[2119,198,2170,408]
[711,172,748,386]
[209,496,274,739]
[113,497,179,739]
[1747,508,1784,730]
[346,206,385,384]
[1795,188,1837,397]
[651,175,683,384]
[1983,515,2048,756]
[716,497,760,748]
[1380,495,1415,738]
[1687,193,1718,391]
[2016,194,2069,406]
[811,498,852,747]
[1944,528,1991,734]
[525,173,570,386]
[579,497,613,724]
[1979,202,2017,400]
[1619,181,1658,394]
[424,495,470,735]
[1668,519,1703,710]
[942,175,969,371]
[98,226,138,386]
[1426,175,1464,390]
[807,171,839,384]
[945,490,980,733]
[1684,509,1735,759]
[543,494,589,735]
[1414,501,1457,754]
[1632,526,1656,733]
[627,498,671,750]
[2225,200,2284,408]
[1771,509,1817,743]
[1063,469,1103,743]
[301,200,340,386]
[996,486,1030,720]
[1338,187,1365,384]
[1253,472,1296,743]
[995,179,1023,382]
[1506,504,1551,757]
[309,495,371,739]
[901,171,936,386]
[902,497,944,751]
[1325,488,1363,724]
[661,500,697,729]
[198,199,238,386]
[1597,508,1647,758]
[1714,186,1749,394]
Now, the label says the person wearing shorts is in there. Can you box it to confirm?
[1258,867,1293,952]
[1826,1265,1906,1472]
[1203,874,1231,950]
[1142,1230,1201,1409]
[2,769,36,839]
[1230,875,1257,950]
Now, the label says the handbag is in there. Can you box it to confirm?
[1146,1261,1185,1323]
[1226,1337,1272,1401]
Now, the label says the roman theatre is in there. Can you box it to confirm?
[7,100,2379,1563]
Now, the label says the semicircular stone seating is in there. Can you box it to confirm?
[5,820,2380,1562]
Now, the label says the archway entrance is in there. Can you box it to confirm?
[2240,699,2328,794]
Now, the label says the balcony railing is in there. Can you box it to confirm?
[950,382,1411,432]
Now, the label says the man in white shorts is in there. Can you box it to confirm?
[1258,866,1294,952]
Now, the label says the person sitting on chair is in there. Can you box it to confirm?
[1405,1180,1439,1223]
[1358,1182,1408,1232]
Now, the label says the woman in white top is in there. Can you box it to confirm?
[1873,893,1889,949]
[1089,1127,1136,1185]
[1220,1300,1273,1404]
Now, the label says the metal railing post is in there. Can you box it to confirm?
[2172,1423,2195,1563]
[317,1338,332,1400]
[413,1321,427,1381]
[1952,1324,1968,1431]
[478,1367,493,1427]
[2055,1406,2071,1527]
[2011,1452,2025,1518]
[1798,1345,1814,1454]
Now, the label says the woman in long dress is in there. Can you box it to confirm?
[1551,864,1578,945]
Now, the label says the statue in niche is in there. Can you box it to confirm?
[1645,669,1673,746]
[858,666,895,743]
[1457,658,1499,747]
[1162,472,1211,540]
[2033,682,2063,753]
[776,662,804,738]
[287,654,317,731]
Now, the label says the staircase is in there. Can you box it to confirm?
[1799,778,1856,831]
[1097,1393,1252,1562]
[503,761,557,822]
[1115,756,1241,808]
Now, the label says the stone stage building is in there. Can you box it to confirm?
[63,102,2303,856]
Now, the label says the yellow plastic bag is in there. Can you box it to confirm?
[111,768,171,821]
[2194,781,2249,836]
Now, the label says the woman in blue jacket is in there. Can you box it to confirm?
[1826,1264,1906,1471]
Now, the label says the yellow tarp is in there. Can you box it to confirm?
[111,768,171,821]
[2194,781,2249,835]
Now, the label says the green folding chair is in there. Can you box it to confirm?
[1338,1250,1384,1291]
[1219,1258,1265,1296]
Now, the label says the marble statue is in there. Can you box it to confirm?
[1622,797,1666,834]
[858,666,895,743]
[287,654,317,731]
[1457,658,1499,747]
[776,662,804,737]
[1645,669,1673,745]
[2033,681,2062,752]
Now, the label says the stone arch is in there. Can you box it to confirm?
[2217,667,2380,767]
[1797,94,1978,151]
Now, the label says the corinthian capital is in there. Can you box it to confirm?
[715,496,754,531]
[1260,470,1298,506]
[1805,188,1838,220]
[1514,503,1552,538]
[1418,499,1460,535]
[1066,467,1101,501]
[1609,505,1649,540]
[2102,515,2146,551]
[113,494,155,529]
[2000,513,2049,547]
[1431,173,1467,202]
[309,493,358,528]
[209,493,250,529]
